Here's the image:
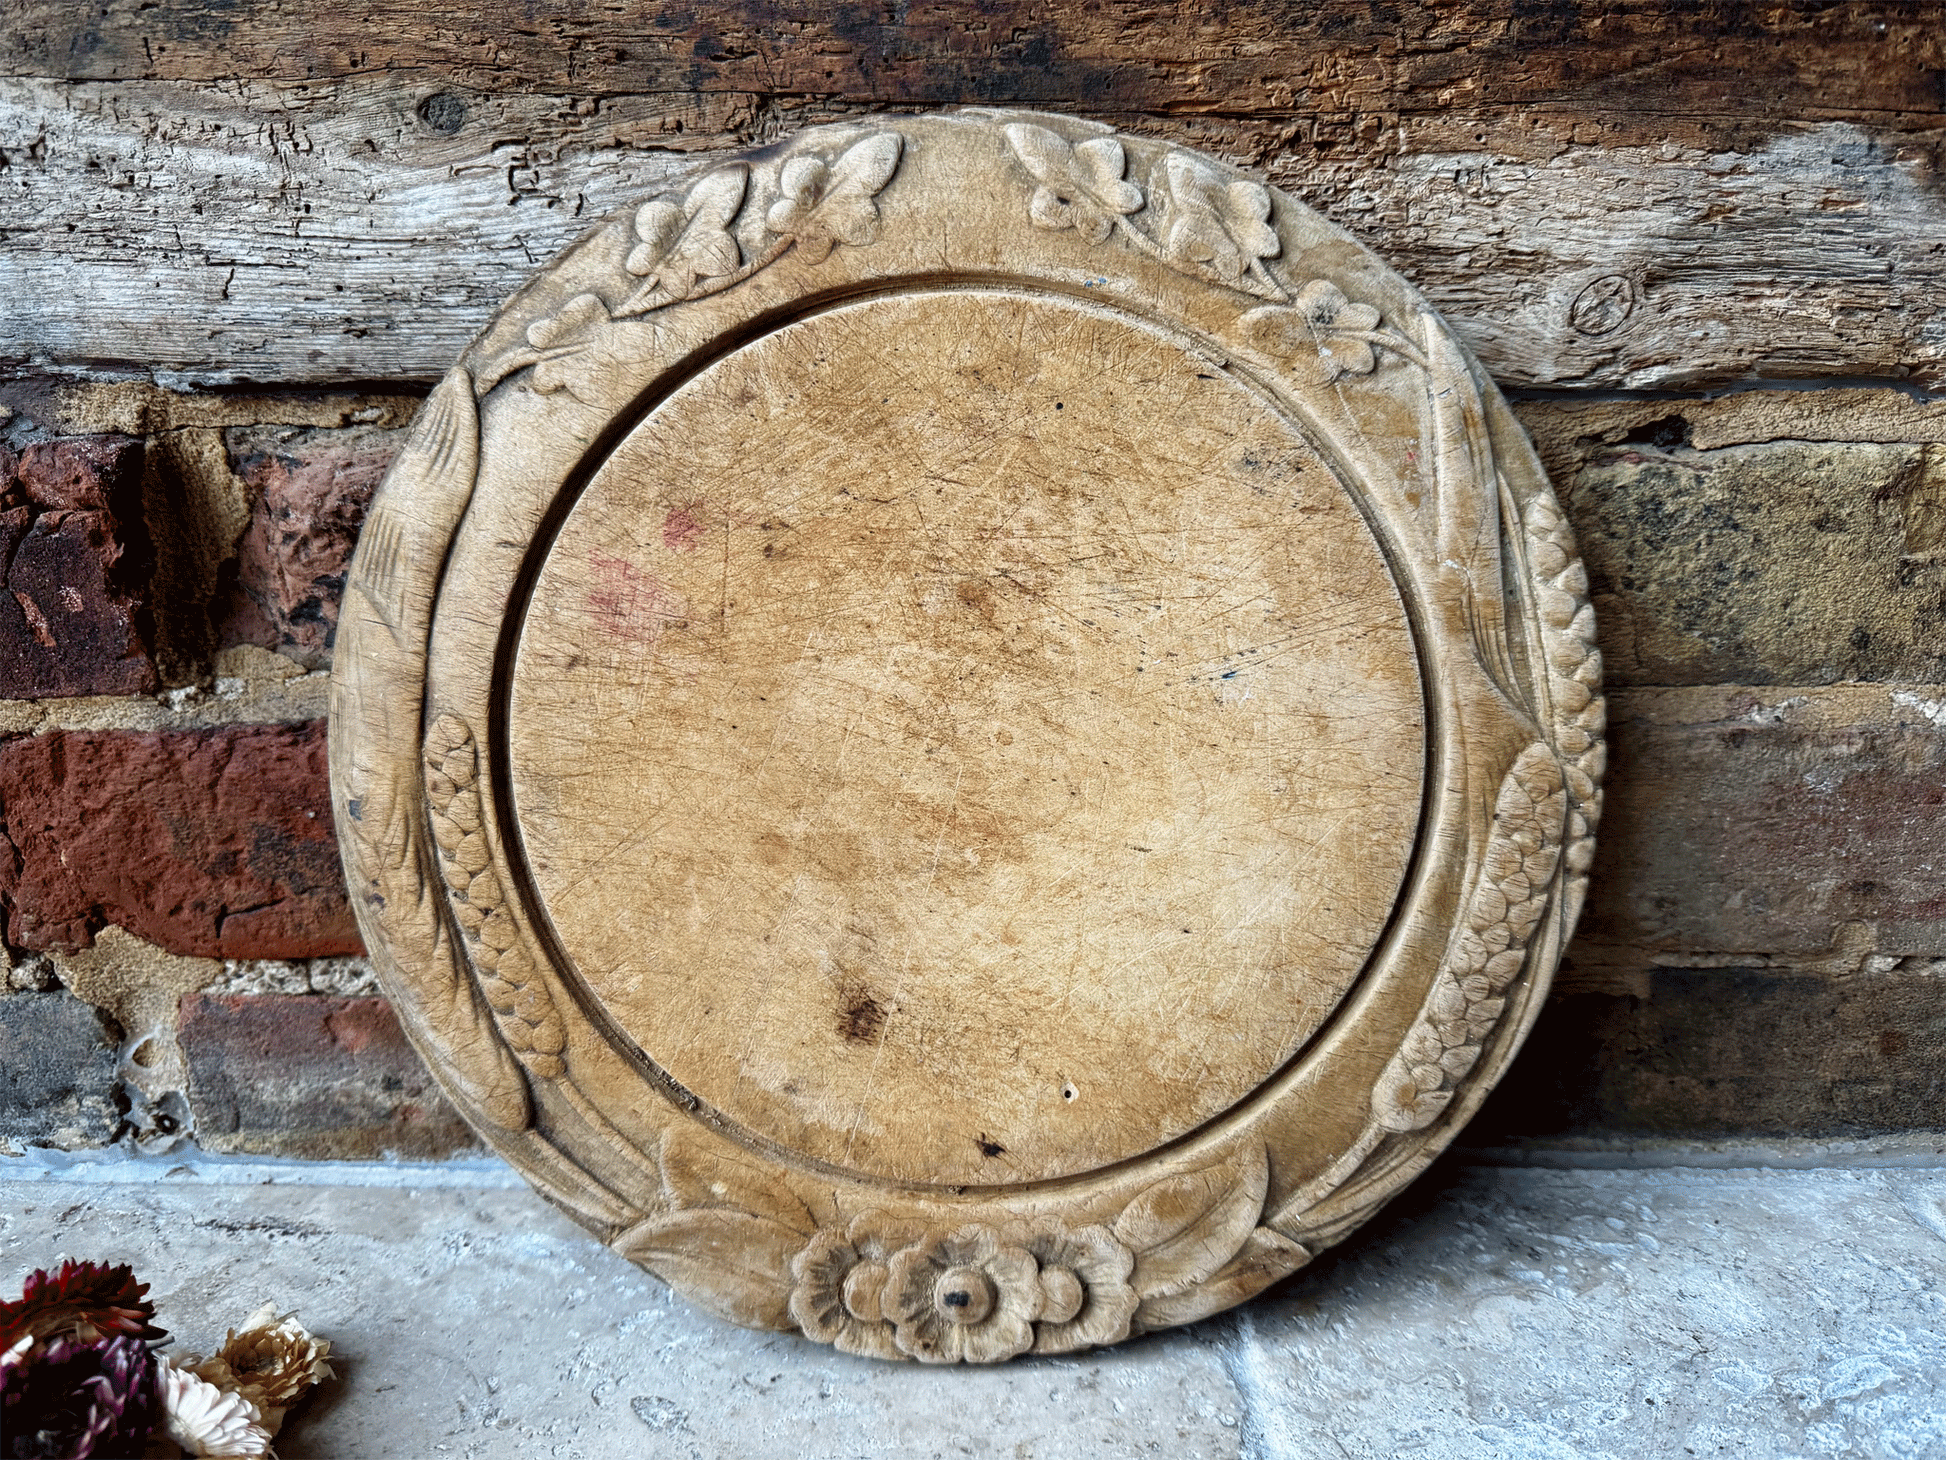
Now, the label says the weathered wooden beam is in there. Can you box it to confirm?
[3,73,1942,388]
[7,1,1943,128]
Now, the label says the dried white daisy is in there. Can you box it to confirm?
[188,1303,334,1434]
[158,1357,272,1459]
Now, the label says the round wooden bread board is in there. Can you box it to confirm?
[330,110,1602,1364]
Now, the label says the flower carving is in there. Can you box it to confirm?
[883,1225,1043,1365]
[1012,1223,1139,1355]
[626,165,747,300]
[1005,123,1145,245]
[1239,281,1424,385]
[787,1214,923,1363]
[765,133,904,265]
[476,130,907,395]
[1160,154,1283,299]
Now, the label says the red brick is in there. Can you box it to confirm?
[16,438,137,513]
[179,993,479,1160]
[0,720,360,958]
[0,435,155,698]
[216,427,396,670]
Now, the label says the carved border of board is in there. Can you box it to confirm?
[330,110,1603,1361]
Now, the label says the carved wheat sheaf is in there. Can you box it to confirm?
[423,715,567,1079]
[1374,744,1566,1133]
[1524,494,1606,923]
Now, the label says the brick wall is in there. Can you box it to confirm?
[1,381,1939,1160]
[3,2,1943,1160]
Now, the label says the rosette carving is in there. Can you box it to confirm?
[614,1138,1290,1363]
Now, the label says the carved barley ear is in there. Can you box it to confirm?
[332,110,1596,1359]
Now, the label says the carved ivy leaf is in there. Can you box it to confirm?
[625,165,748,301]
[1160,154,1284,299]
[614,1209,802,1331]
[765,132,904,265]
[1238,281,1386,386]
[660,1131,815,1237]
[1132,1228,1309,1332]
[1005,123,1144,245]
[523,293,610,395]
[1111,1143,1269,1300]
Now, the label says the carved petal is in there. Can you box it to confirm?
[1003,122,1077,186]
[1072,137,1143,214]
[626,199,687,275]
[828,132,902,200]
[1112,1144,1269,1300]
[614,1210,802,1331]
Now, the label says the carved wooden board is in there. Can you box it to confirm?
[329,111,1603,1363]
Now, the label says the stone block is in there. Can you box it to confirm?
[1555,429,1946,686]
[0,435,156,697]
[178,993,480,1160]
[1475,964,1946,1140]
[0,720,361,958]
[0,991,121,1149]
[216,425,399,669]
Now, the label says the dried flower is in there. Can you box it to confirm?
[0,1331,156,1458]
[0,1259,168,1351]
[883,1224,1041,1364]
[188,1303,333,1434]
[158,1358,272,1459]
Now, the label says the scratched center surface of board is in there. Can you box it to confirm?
[506,288,1425,1186]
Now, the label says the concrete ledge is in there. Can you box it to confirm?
[3,1149,1942,1458]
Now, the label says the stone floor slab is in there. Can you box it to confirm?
[2,1151,1941,1459]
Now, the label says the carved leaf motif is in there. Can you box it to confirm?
[615,1209,802,1331]
[660,1131,815,1237]
[1160,154,1284,299]
[625,165,748,300]
[336,368,533,1135]
[523,293,610,396]
[1005,123,1144,245]
[1133,1228,1310,1332]
[1111,1144,1269,1300]
[766,133,903,265]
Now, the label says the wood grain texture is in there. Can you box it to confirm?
[1,1,1942,387]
